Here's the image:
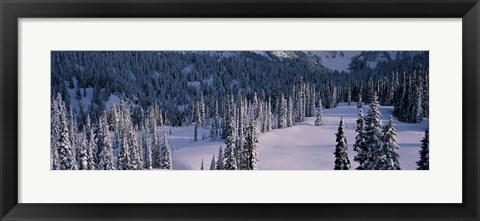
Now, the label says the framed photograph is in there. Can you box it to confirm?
[1,0,479,220]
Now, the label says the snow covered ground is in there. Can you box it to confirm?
[170,103,428,170]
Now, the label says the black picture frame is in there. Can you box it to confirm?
[1,0,479,220]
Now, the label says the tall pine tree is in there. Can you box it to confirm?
[244,119,259,170]
[416,128,429,170]
[314,106,322,126]
[54,93,78,170]
[78,131,89,170]
[98,113,115,170]
[363,93,383,170]
[216,146,224,170]
[159,130,172,169]
[68,105,77,162]
[381,116,401,170]
[51,96,61,170]
[353,108,367,169]
[210,154,216,170]
[333,117,350,170]
[142,121,153,170]
[223,100,237,170]
[151,120,161,168]
[85,115,97,169]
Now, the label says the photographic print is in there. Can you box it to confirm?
[50,51,429,170]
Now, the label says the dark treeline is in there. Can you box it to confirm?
[51,51,428,129]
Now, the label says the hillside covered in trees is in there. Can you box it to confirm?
[50,51,429,170]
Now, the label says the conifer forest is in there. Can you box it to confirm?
[51,51,429,170]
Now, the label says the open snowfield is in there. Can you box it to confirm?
[169,103,428,170]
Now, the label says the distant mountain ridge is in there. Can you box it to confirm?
[203,51,406,73]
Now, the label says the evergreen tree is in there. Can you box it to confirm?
[216,146,224,170]
[85,115,97,169]
[68,105,77,162]
[422,72,429,118]
[334,117,350,170]
[393,72,406,118]
[193,100,200,141]
[266,97,273,132]
[210,122,217,141]
[363,93,384,170]
[78,131,89,170]
[224,128,238,170]
[209,154,216,170]
[353,108,367,169]
[117,128,131,169]
[51,96,61,170]
[314,107,322,126]
[154,105,164,127]
[98,113,115,170]
[381,116,401,170]
[199,92,206,127]
[331,87,337,108]
[287,96,293,127]
[414,74,423,123]
[298,81,307,120]
[223,98,237,170]
[221,101,227,140]
[309,88,316,117]
[142,123,153,170]
[366,78,374,104]
[159,130,172,169]
[386,72,396,105]
[278,94,287,128]
[347,86,352,105]
[128,128,143,170]
[416,128,429,170]
[200,158,204,170]
[55,93,78,170]
[109,103,119,132]
[126,111,143,170]
[244,119,259,170]
[194,121,199,142]
[213,100,220,128]
[357,94,363,108]
[236,105,245,166]
[151,120,161,168]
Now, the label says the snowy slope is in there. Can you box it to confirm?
[257,103,427,170]
[308,51,360,72]
[169,103,427,170]
[66,79,136,114]
[164,126,225,170]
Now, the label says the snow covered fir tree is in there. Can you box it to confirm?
[333,117,350,170]
[51,51,429,170]
[416,128,429,170]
